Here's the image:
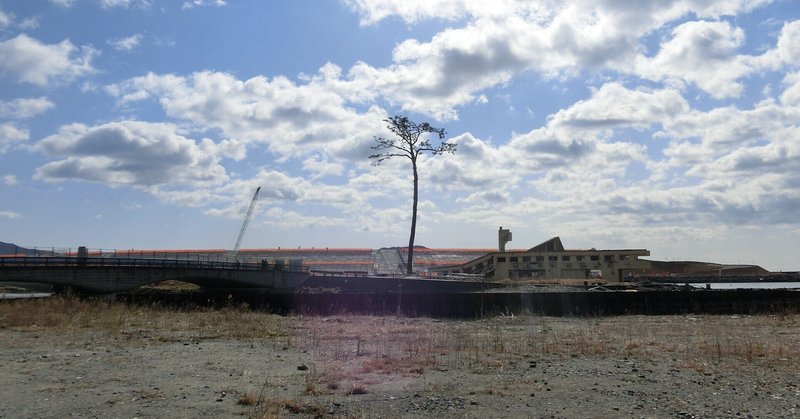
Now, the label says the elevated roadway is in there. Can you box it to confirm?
[0,256,309,294]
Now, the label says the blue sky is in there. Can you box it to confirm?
[2,0,800,270]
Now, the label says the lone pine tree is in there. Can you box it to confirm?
[369,115,457,275]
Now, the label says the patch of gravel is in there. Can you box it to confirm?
[1,313,799,418]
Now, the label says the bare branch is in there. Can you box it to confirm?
[369,152,407,166]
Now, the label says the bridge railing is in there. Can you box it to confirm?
[0,256,309,273]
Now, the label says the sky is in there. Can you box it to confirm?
[1,0,800,270]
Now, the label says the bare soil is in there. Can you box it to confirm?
[1,297,798,418]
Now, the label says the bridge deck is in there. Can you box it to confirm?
[0,256,309,293]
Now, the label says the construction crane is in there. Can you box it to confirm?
[230,186,261,260]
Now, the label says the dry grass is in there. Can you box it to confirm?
[348,383,368,395]
[0,295,290,341]
[294,312,799,388]
[242,398,326,419]
[2,296,797,383]
[236,393,258,406]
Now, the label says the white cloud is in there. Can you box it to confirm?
[0,8,12,28]
[49,0,76,7]
[80,1,800,251]
[341,0,487,25]
[99,0,151,9]
[0,122,29,153]
[0,210,21,219]
[35,121,229,187]
[505,83,664,176]
[635,20,750,98]
[456,190,511,205]
[259,207,344,229]
[781,72,800,105]
[426,132,514,193]
[0,34,96,86]
[302,156,344,178]
[107,69,387,160]
[108,34,142,51]
[549,83,689,129]
[19,17,39,30]
[343,0,770,26]
[182,0,227,9]
[2,174,17,186]
[337,1,773,118]
[663,99,800,161]
[105,3,786,127]
[597,97,800,227]
[0,7,37,30]
[775,20,800,67]
[0,97,55,119]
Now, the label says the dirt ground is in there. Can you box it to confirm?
[0,298,799,418]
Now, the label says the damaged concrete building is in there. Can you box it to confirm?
[428,229,651,282]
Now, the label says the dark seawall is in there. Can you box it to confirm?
[119,288,800,318]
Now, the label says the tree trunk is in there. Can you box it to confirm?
[407,159,418,275]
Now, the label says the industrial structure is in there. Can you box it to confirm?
[428,229,651,282]
[229,186,261,259]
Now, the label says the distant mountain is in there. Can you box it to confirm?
[0,242,40,255]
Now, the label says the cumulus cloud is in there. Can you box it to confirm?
[504,83,661,176]
[759,19,800,68]
[108,34,142,51]
[597,96,800,227]
[636,21,750,98]
[82,0,800,245]
[551,83,689,129]
[107,69,387,160]
[0,122,29,153]
[302,156,344,178]
[344,0,769,26]
[425,132,514,195]
[662,99,800,169]
[2,174,17,186]
[35,121,229,187]
[0,34,96,86]
[341,0,487,25]
[336,0,772,117]
[0,97,55,119]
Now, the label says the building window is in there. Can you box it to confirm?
[562,255,571,261]
[510,257,518,262]
[548,256,557,261]
[590,255,599,261]
[497,257,506,263]
[522,256,531,262]
[604,255,613,261]
[619,255,630,261]
[536,256,544,261]
[576,255,584,261]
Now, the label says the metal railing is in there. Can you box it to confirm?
[0,256,309,273]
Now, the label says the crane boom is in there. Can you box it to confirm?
[231,186,261,259]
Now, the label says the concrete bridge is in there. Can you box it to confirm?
[0,256,309,294]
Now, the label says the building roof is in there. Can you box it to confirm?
[528,237,564,252]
